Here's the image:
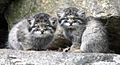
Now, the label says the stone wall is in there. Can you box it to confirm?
[5,0,120,28]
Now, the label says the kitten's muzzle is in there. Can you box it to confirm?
[41,30,44,34]
[70,23,73,26]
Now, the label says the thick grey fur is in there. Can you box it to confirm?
[57,7,109,53]
[57,7,86,51]
[8,13,56,50]
[80,16,109,53]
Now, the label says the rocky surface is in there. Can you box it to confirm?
[5,0,120,29]
[0,49,119,65]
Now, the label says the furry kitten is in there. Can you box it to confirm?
[57,7,87,52]
[8,13,56,51]
[57,7,109,53]
[80,16,109,53]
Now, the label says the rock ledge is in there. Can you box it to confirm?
[0,49,120,65]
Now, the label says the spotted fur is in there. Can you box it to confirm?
[57,7,109,53]
[8,13,56,50]
[57,7,87,52]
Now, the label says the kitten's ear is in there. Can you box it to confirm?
[27,18,32,25]
[77,10,87,22]
[25,16,32,25]
[26,16,35,27]
[26,16,32,24]
[57,12,64,18]
[49,17,58,27]
[77,10,86,19]
[57,8,65,18]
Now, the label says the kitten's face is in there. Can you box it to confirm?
[59,15,84,30]
[28,13,56,38]
[58,7,86,30]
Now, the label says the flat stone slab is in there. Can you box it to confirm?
[0,49,120,65]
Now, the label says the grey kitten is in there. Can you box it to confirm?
[8,13,56,51]
[80,16,109,53]
[57,7,87,52]
[57,7,109,53]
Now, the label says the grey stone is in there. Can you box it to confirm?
[5,0,120,29]
[0,49,120,65]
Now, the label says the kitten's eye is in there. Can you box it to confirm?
[45,20,48,22]
[28,20,31,25]
[37,26,39,28]
[74,21,77,23]
[59,20,62,23]
[81,12,85,17]
[52,21,55,25]
[35,21,40,24]
[65,18,68,20]
[64,20,67,23]
[36,20,39,23]
[31,25,36,28]
[74,18,83,24]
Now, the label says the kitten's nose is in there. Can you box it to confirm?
[41,31,44,34]
[41,30,44,34]
[70,23,72,26]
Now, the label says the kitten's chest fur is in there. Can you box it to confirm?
[23,35,54,50]
[65,25,85,42]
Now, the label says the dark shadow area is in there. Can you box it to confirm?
[0,14,8,48]
[0,0,13,48]
[100,16,120,54]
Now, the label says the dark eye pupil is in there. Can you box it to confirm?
[74,21,77,23]
[59,20,62,23]
[52,21,55,24]
[64,20,67,22]
[36,20,39,22]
